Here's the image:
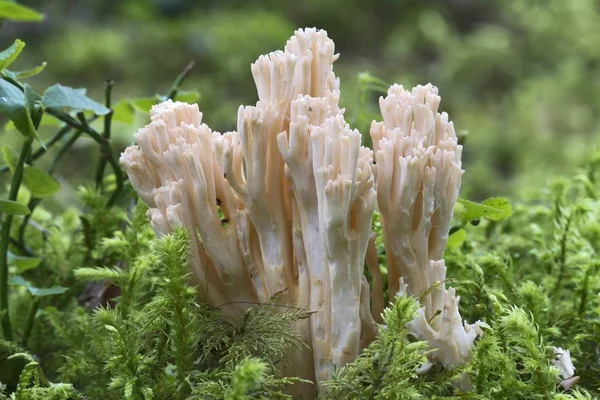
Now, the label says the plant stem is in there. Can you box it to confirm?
[45,109,80,129]
[552,212,573,296]
[0,116,100,175]
[75,112,123,205]
[17,127,88,248]
[45,108,124,206]
[49,130,84,174]
[166,61,195,100]
[31,124,72,160]
[1,126,63,172]
[21,297,40,347]
[77,112,124,206]
[0,135,34,341]
[107,156,124,206]
[95,79,114,191]
[9,237,34,257]
[17,198,42,250]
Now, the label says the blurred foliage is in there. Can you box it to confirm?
[2,2,600,398]
[1,0,600,202]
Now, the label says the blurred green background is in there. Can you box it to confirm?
[2,0,600,203]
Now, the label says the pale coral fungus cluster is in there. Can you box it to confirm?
[120,27,482,397]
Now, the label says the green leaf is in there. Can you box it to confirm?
[481,197,512,221]
[458,198,512,225]
[0,39,24,71]
[42,84,110,115]
[357,71,390,93]
[23,83,45,147]
[446,228,467,250]
[22,166,60,198]
[23,82,37,115]
[113,92,201,124]
[112,99,135,124]
[174,90,201,103]
[8,275,68,297]
[0,1,44,21]
[29,285,69,296]
[0,78,31,136]
[0,199,30,215]
[12,61,46,79]
[7,251,41,272]
[130,97,158,113]
[1,145,18,171]
[0,82,40,142]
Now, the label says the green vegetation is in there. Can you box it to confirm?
[1,1,600,399]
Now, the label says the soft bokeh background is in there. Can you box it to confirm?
[2,0,600,202]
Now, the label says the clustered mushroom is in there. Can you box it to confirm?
[370,84,484,369]
[120,27,482,397]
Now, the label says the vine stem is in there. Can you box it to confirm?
[0,135,34,341]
